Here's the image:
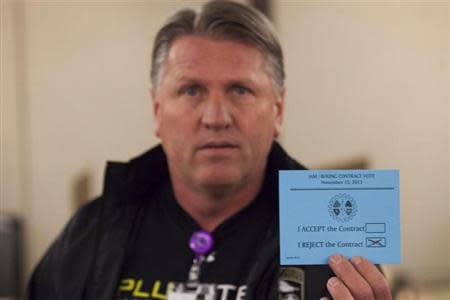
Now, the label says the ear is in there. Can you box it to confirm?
[151,88,161,138]
[273,86,285,138]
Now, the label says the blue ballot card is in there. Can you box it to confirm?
[279,170,400,265]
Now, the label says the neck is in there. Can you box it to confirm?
[170,172,266,232]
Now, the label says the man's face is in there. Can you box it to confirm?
[152,36,284,192]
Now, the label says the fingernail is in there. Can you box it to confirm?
[351,256,363,265]
[327,277,339,288]
[329,254,342,265]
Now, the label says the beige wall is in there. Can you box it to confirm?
[1,0,448,289]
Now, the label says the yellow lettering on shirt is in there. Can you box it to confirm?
[151,280,166,299]
[166,282,175,295]
[133,279,150,297]
[119,278,135,292]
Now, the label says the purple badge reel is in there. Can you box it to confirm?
[167,231,217,300]
[190,230,214,256]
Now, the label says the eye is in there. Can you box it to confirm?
[232,85,250,95]
[182,85,201,97]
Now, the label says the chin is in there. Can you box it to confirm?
[196,169,243,189]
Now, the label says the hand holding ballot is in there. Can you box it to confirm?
[321,254,392,300]
[279,170,400,299]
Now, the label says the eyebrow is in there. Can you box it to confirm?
[176,76,204,84]
[227,80,256,87]
[175,75,258,88]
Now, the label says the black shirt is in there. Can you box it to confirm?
[115,178,277,300]
[28,143,334,300]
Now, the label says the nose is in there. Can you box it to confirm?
[201,94,232,130]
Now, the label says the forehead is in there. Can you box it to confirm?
[164,35,270,82]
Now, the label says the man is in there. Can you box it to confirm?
[28,1,392,299]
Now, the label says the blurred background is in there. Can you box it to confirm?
[1,0,448,299]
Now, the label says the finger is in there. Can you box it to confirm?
[329,254,375,300]
[351,257,392,300]
[326,277,355,300]
[319,298,329,300]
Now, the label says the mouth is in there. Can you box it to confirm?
[198,141,238,152]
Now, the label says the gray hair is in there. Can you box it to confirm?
[150,0,284,94]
